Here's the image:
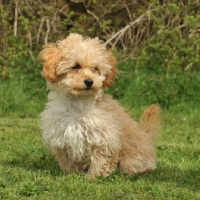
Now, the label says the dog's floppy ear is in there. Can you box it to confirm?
[38,44,62,83]
[103,52,117,88]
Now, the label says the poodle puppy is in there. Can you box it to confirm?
[39,33,160,178]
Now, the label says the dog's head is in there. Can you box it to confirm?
[39,33,116,96]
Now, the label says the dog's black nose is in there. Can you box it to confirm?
[84,79,93,88]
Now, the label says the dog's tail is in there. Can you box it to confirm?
[139,104,161,139]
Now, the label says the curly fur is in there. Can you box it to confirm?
[39,33,161,178]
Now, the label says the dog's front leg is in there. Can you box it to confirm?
[54,148,88,174]
[87,148,119,178]
[52,148,72,173]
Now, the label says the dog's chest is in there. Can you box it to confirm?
[62,104,105,161]
[50,97,106,161]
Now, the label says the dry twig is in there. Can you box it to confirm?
[14,0,18,36]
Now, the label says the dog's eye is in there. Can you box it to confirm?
[93,66,98,72]
[72,64,81,70]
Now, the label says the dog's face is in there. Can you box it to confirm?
[39,34,116,96]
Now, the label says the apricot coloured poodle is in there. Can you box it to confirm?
[39,33,160,178]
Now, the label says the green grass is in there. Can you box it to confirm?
[0,105,200,200]
[0,56,46,118]
[0,77,46,118]
[108,62,200,109]
[1,59,200,199]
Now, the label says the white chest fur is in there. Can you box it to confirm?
[40,92,121,162]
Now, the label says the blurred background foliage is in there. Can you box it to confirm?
[0,0,200,116]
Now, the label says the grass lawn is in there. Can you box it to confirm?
[0,104,199,200]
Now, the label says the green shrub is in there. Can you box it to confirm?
[0,0,199,79]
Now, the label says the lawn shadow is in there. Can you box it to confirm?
[3,150,63,176]
[128,165,200,193]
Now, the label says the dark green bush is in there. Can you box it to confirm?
[0,0,199,79]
